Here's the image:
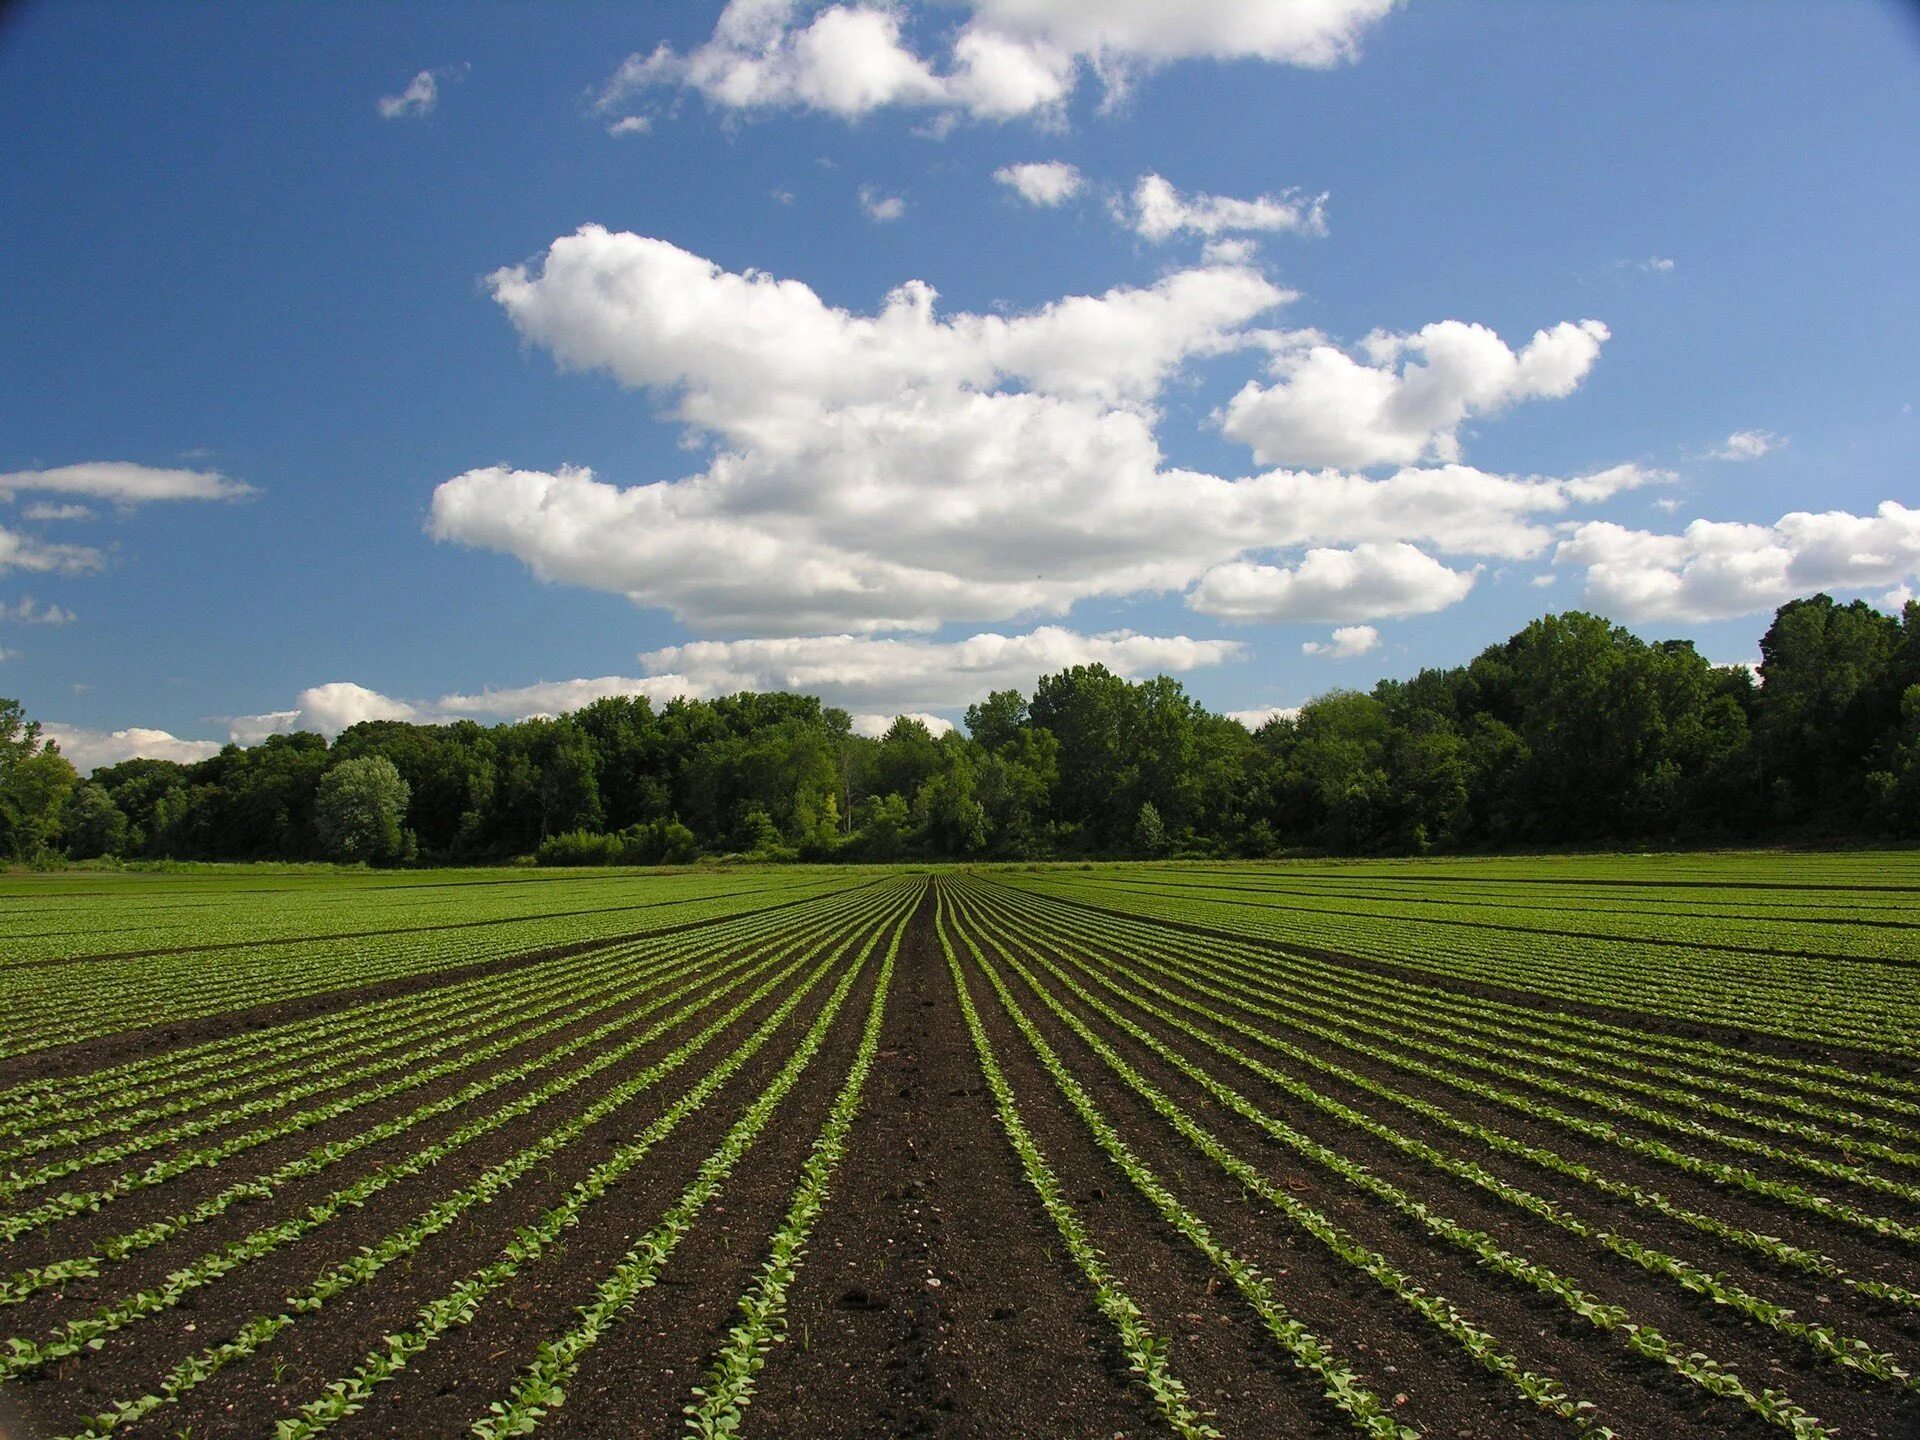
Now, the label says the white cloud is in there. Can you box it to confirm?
[0,597,76,624]
[378,70,438,119]
[638,626,1241,713]
[850,711,956,738]
[432,226,1297,631]
[44,725,224,775]
[221,627,1234,751]
[1884,583,1914,611]
[1200,237,1261,266]
[0,461,254,504]
[1554,501,1920,622]
[22,503,94,522]
[1644,256,1675,274]
[1220,319,1610,470]
[1529,573,1556,588]
[1559,462,1673,503]
[960,0,1398,69]
[1709,429,1783,461]
[994,160,1084,206]
[1190,542,1474,621]
[1128,172,1326,242]
[228,675,694,744]
[1301,623,1379,658]
[0,526,102,575]
[226,710,304,746]
[607,115,652,136]
[597,0,1396,126]
[1227,704,1299,729]
[428,228,1676,636]
[434,675,694,718]
[858,184,906,221]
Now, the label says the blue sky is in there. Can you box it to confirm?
[3,0,1917,770]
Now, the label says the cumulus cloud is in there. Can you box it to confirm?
[226,676,695,744]
[1128,173,1326,242]
[44,725,224,775]
[858,184,906,221]
[994,160,1083,206]
[223,627,1235,750]
[436,675,689,718]
[596,0,1396,127]
[850,711,955,738]
[639,626,1240,713]
[607,115,652,136]
[431,226,1299,631]
[1554,501,1920,622]
[0,597,76,624]
[1709,429,1783,461]
[1301,623,1379,658]
[0,461,254,504]
[1189,542,1474,621]
[428,228,1658,635]
[1220,319,1610,470]
[1226,705,1299,729]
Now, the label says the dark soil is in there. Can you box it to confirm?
[740,888,1159,1439]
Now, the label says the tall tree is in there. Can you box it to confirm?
[315,756,412,863]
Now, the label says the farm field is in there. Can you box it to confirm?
[2,856,1918,1439]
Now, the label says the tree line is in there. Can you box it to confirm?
[6,593,1918,866]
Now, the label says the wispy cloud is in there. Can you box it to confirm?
[0,461,254,503]
[378,63,467,120]
[0,597,77,625]
[1708,429,1783,461]
[858,184,906,222]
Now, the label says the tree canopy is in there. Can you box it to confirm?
[15,593,1918,867]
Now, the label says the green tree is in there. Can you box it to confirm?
[314,756,412,863]
[1135,800,1167,855]
[0,700,78,859]
[964,689,1029,752]
[63,782,128,859]
[1030,664,1140,846]
[853,792,911,858]
[1754,594,1903,822]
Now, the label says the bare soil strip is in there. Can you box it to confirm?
[742,890,1160,1439]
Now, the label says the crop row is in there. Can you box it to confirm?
[0,890,903,1322]
[0,871,836,967]
[941,877,1908,1438]
[0,880,916,1419]
[1011,870,1920,1067]
[979,882,1920,1289]
[0,875,854,1057]
[0,882,882,1189]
